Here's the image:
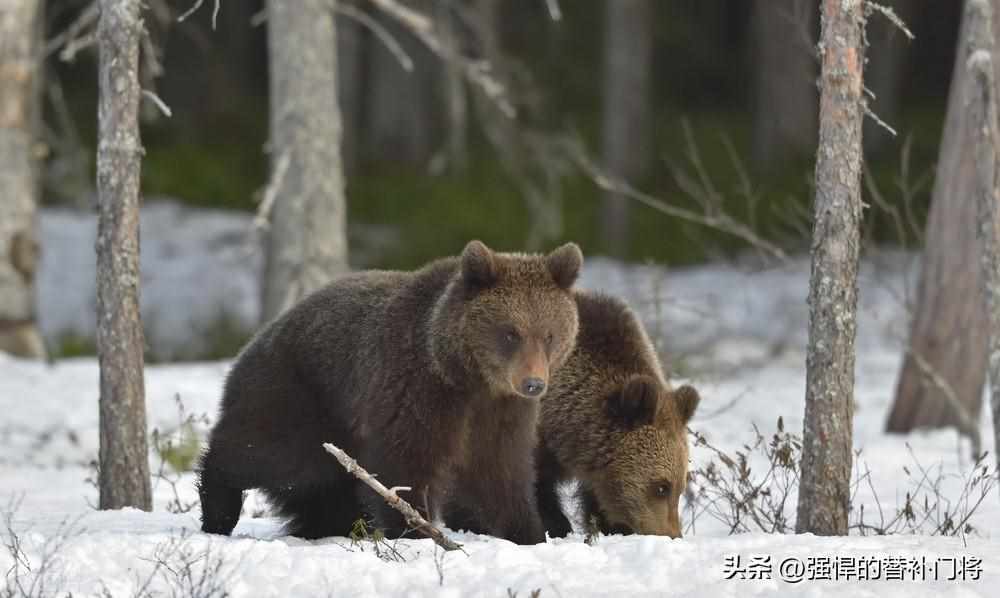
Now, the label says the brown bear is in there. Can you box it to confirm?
[534,291,701,538]
[197,240,582,544]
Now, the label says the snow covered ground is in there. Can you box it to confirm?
[2,203,998,596]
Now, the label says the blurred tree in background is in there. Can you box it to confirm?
[37,0,960,269]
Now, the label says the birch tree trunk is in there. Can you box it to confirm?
[262,0,349,322]
[796,0,865,536]
[599,0,653,258]
[886,1,1000,441]
[967,0,1000,475]
[750,0,818,169]
[96,0,151,511]
[0,0,45,359]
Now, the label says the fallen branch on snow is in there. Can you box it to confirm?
[322,443,462,551]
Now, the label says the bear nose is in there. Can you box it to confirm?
[521,377,546,397]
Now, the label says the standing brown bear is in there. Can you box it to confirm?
[197,240,583,544]
[535,291,701,538]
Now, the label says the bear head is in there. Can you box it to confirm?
[431,240,583,399]
[589,377,700,538]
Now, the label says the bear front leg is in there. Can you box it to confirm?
[197,458,245,536]
[468,457,546,545]
[355,448,440,540]
[534,444,572,538]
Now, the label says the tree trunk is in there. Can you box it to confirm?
[96,0,151,511]
[885,0,1000,441]
[262,0,349,322]
[0,0,45,359]
[599,0,653,258]
[750,0,819,169]
[796,0,865,536]
[337,14,365,173]
[967,0,1000,474]
[364,1,437,167]
[438,0,468,173]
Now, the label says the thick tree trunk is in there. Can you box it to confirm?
[262,0,349,321]
[96,0,151,511]
[886,0,1000,441]
[599,0,653,258]
[0,0,45,359]
[750,0,819,169]
[796,0,865,536]
[967,0,1000,475]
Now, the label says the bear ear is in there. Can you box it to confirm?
[461,240,498,289]
[672,384,701,424]
[546,242,583,289]
[605,375,660,429]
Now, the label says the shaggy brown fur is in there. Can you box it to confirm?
[535,291,701,538]
[197,240,582,544]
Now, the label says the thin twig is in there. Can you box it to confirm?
[141,90,172,118]
[909,350,983,458]
[567,139,788,262]
[46,1,99,59]
[335,3,413,72]
[178,0,222,30]
[254,151,291,232]
[322,443,463,551]
[367,0,515,118]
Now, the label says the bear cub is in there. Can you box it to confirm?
[197,240,582,544]
[535,291,701,538]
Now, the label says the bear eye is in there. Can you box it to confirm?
[651,481,672,499]
[545,332,554,348]
[501,327,520,346]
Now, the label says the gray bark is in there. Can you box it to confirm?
[96,0,151,511]
[886,0,1000,440]
[0,0,45,359]
[263,0,349,322]
[796,0,865,536]
[599,0,653,258]
[967,0,1000,474]
[750,0,819,169]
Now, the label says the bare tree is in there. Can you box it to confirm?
[262,0,350,321]
[599,0,653,257]
[967,0,1000,479]
[750,0,818,169]
[886,0,1000,441]
[364,2,437,167]
[96,0,152,510]
[0,0,46,359]
[796,0,866,536]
